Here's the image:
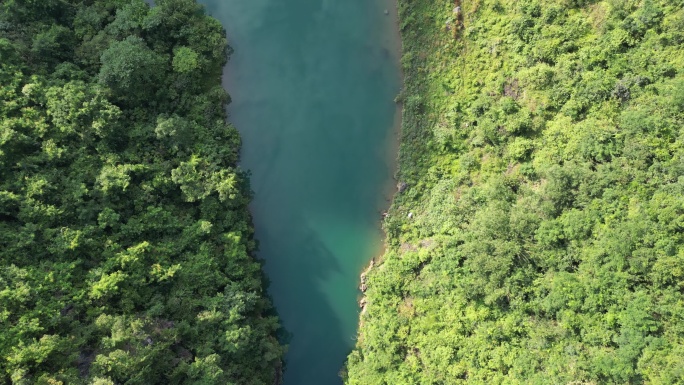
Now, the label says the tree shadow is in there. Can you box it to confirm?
[253,210,350,385]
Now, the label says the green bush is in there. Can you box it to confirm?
[347,0,684,383]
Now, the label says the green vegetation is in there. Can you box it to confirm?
[0,0,283,383]
[347,0,684,383]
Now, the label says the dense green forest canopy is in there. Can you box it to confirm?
[347,0,684,383]
[0,0,283,384]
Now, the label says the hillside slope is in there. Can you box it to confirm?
[347,0,684,383]
[0,1,283,383]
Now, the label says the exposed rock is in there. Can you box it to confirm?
[359,259,374,292]
[397,181,408,193]
[419,238,437,249]
[504,79,520,100]
[400,242,418,253]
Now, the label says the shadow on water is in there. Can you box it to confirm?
[253,212,348,383]
[245,156,351,384]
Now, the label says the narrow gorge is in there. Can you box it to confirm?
[200,0,402,383]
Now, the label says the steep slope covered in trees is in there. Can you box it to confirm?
[0,0,283,383]
[347,0,684,383]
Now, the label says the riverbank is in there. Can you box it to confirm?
[355,0,404,336]
[347,1,438,376]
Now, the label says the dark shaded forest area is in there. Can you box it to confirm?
[0,1,283,383]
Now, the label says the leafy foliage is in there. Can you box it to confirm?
[347,0,684,383]
[0,0,283,383]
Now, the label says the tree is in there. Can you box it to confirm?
[98,35,166,100]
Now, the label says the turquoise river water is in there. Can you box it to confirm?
[199,0,402,383]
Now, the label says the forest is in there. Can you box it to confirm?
[347,0,684,383]
[0,0,283,384]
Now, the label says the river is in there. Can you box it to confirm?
[198,0,402,383]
